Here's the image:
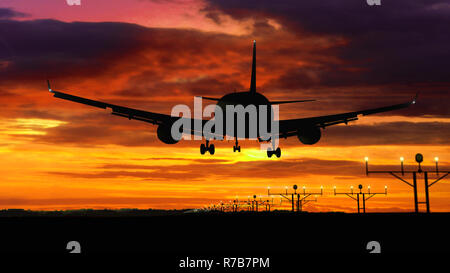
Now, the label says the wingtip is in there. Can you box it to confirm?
[47,80,53,93]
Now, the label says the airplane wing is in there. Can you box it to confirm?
[48,80,174,125]
[278,95,417,138]
[47,81,226,139]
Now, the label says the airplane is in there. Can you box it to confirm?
[48,40,416,158]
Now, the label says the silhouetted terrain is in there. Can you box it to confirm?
[0,208,190,217]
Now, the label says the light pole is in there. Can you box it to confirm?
[334,184,387,213]
[268,185,323,212]
[365,153,449,213]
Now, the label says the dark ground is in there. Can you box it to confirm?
[0,210,450,272]
[0,209,448,270]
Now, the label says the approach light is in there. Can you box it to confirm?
[415,153,423,163]
[435,157,439,162]
[400,157,404,162]
[364,157,369,162]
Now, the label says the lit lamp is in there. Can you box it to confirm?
[303,185,306,195]
[320,185,323,195]
[267,186,270,195]
[333,185,337,195]
[400,157,405,176]
[435,157,439,174]
[350,185,354,194]
[365,157,369,175]
[384,185,388,194]
[368,185,371,194]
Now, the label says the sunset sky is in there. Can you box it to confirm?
[0,0,449,212]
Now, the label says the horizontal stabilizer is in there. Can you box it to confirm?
[196,96,220,101]
[271,99,316,104]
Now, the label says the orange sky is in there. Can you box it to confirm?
[0,0,449,212]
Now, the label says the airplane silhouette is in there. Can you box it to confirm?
[48,40,416,158]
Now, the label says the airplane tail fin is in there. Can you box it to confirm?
[250,40,256,94]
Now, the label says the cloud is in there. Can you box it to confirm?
[21,119,448,147]
[47,158,367,181]
[205,0,450,103]
[322,121,450,146]
[0,9,448,150]
[0,8,28,19]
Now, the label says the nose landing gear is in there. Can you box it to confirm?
[200,140,215,155]
[233,136,241,152]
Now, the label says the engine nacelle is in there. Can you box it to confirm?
[297,127,321,145]
[157,124,180,144]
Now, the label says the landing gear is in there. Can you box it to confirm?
[200,140,215,155]
[267,147,281,158]
[233,136,241,152]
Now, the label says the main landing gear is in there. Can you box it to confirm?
[233,136,241,152]
[200,139,215,155]
[267,147,281,158]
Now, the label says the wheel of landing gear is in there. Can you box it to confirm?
[275,147,281,158]
[209,144,215,155]
[200,144,206,155]
[267,150,273,158]
[237,146,241,152]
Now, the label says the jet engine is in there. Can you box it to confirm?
[157,124,180,144]
[297,127,321,145]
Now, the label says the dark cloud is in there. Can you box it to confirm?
[0,18,239,86]
[206,0,450,104]
[0,8,28,19]
[322,121,450,146]
[0,19,148,83]
[24,119,449,148]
